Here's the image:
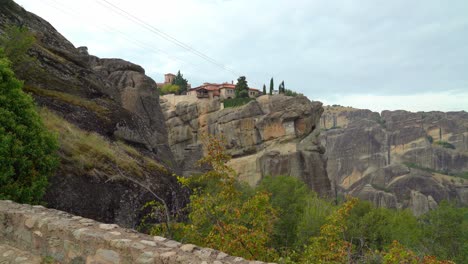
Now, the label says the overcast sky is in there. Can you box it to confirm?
[14,0,468,112]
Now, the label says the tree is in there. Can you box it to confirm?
[419,201,468,263]
[0,25,39,79]
[171,70,188,94]
[269,77,274,95]
[235,76,249,98]
[262,84,266,95]
[278,81,285,94]
[300,197,358,264]
[150,135,278,262]
[0,49,59,204]
[160,84,180,95]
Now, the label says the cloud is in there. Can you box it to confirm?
[14,0,468,111]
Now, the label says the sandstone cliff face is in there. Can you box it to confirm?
[0,2,186,227]
[321,106,468,214]
[161,95,331,196]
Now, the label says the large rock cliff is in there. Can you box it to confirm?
[160,95,332,196]
[321,106,468,215]
[0,1,186,227]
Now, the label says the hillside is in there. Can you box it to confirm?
[321,105,468,215]
[0,1,187,227]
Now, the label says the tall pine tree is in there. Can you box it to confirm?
[262,84,266,95]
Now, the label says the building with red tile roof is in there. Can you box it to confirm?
[187,82,260,100]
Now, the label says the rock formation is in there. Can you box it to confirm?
[321,106,468,213]
[160,95,331,196]
[0,1,186,228]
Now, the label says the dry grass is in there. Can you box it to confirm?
[39,108,166,178]
[25,86,109,115]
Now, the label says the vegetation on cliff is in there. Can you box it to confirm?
[0,48,58,204]
[142,135,466,263]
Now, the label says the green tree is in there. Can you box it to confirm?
[171,70,188,94]
[345,201,421,253]
[0,25,39,79]
[150,135,278,262]
[262,84,266,95]
[257,176,311,251]
[419,201,468,263]
[300,197,357,264]
[235,76,249,98]
[269,77,274,95]
[0,50,59,204]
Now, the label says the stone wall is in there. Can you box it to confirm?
[0,200,271,264]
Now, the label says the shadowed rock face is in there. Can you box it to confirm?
[161,95,332,197]
[321,106,468,213]
[0,2,186,227]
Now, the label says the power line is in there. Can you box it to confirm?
[43,0,203,76]
[95,0,251,83]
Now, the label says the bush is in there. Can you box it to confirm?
[0,25,40,79]
[435,141,455,149]
[0,51,59,204]
[427,135,434,144]
[159,84,180,95]
[223,97,255,108]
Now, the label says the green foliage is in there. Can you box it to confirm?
[235,76,249,98]
[419,201,468,263]
[279,80,285,94]
[223,97,255,108]
[160,83,180,95]
[150,135,278,262]
[300,197,357,264]
[427,135,434,144]
[171,70,188,94]
[257,176,312,251]
[284,89,301,96]
[0,53,59,204]
[269,77,274,95]
[262,84,266,94]
[345,201,421,252]
[435,141,455,149]
[0,25,40,79]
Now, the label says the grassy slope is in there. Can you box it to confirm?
[39,107,167,179]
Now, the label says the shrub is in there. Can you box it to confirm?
[0,52,59,204]
[223,97,255,108]
[159,84,180,95]
[435,141,455,149]
[0,25,40,79]
[427,135,434,144]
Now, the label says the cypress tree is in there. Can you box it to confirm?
[269,78,274,95]
[262,84,266,95]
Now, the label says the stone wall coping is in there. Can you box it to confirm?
[0,200,274,264]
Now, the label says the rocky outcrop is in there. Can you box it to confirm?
[0,200,269,264]
[0,1,185,227]
[321,106,468,213]
[161,95,331,196]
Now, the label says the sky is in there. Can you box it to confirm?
[14,0,468,112]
